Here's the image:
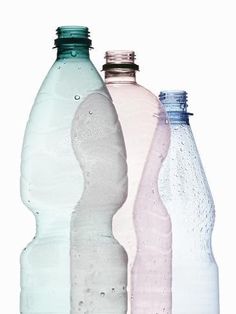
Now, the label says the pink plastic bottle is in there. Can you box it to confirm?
[103,51,171,313]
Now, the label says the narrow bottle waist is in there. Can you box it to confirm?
[35,213,71,238]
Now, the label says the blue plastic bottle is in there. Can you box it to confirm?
[158,91,220,314]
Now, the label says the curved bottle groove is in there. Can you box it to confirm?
[20,213,71,313]
[70,91,128,314]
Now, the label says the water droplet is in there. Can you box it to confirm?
[86,288,90,293]
[79,301,83,306]
[89,111,93,115]
[57,66,61,70]
[27,200,31,203]
[36,211,39,215]
[181,141,184,145]
[23,247,27,251]
[100,292,105,297]
[112,288,115,292]
[122,286,125,290]
[71,51,77,57]
[74,95,80,100]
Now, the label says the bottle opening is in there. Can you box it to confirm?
[159,90,193,123]
[159,90,187,108]
[159,90,189,111]
[102,50,139,71]
[54,26,92,48]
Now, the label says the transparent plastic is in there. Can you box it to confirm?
[71,90,128,313]
[20,26,111,314]
[131,111,171,314]
[158,91,219,314]
[103,51,171,313]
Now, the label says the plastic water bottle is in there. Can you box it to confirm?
[158,90,220,314]
[131,109,172,314]
[20,26,112,314]
[103,51,171,313]
[71,91,128,313]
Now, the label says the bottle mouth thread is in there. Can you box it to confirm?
[54,26,92,48]
[102,50,139,71]
[159,90,187,106]
[159,90,191,111]
[159,90,193,123]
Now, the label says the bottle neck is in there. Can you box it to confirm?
[54,26,91,60]
[159,90,193,124]
[103,50,138,84]
[104,69,136,84]
[56,45,90,60]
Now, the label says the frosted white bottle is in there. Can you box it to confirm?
[70,90,128,313]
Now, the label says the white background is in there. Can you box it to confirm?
[0,0,235,312]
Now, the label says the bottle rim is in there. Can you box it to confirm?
[54,26,92,48]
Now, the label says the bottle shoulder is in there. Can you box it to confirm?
[160,124,214,205]
[107,82,157,98]
[106,82,161,114]
[38,59,104,93]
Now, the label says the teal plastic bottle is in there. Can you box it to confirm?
[20,26,119,314]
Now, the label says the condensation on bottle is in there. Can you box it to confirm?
[158,90,220,314]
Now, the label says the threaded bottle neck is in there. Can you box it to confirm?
[103,50,138,84]
[159,90,193,124]
[55,26,91,59]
